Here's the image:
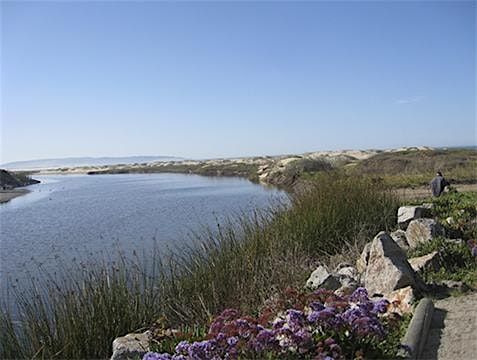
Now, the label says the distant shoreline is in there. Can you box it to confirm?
[0,188,30,204]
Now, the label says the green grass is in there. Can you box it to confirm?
[405,191,477,288]
[0,174,399,359]
[431,191,477,240]
[349,149,477,188]
[407,237,477,287]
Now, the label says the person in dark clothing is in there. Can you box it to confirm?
[430,171,450,197]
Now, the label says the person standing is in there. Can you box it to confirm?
[430,171,450,197]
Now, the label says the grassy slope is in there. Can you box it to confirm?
[349,149,477,187]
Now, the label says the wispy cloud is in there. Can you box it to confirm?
[394,96,425,105]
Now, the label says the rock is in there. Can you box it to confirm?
[406,219,445,249]
[397,206,433,230]
[334,275,359,296]
[111,331,150,360]
[390,230,409,250]
[356,242,372,274]
[446,217,455,226]
[385,286,415,314]
[305,265,341,291]
[440,280,470,293]
[362,231,418,296]
[408,251,440,273]
[335,263,358,280]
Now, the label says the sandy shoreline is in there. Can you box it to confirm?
[0,188,30,204]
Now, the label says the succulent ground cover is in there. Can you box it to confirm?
[407,191,477,288]
[145,287,409,360]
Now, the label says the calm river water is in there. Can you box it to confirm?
[0,173,285,297]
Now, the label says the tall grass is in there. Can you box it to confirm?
[1,174,398,359]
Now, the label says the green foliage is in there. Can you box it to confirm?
[349,149,477,188]
[431,191,477,239]
[408,237,477,286]
[0,174,399,359]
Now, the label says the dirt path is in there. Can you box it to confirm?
[421,292,477,359]
[395,183,477,200]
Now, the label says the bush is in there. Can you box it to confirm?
[431,191,477,239]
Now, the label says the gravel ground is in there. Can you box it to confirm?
[421,292,477,359]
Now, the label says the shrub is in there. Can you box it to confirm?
[431,191,477,239]
[407,237,477,286]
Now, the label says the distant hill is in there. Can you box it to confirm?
[1,156,183,170]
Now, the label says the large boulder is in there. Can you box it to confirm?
[397,205,433,230]
[306,265,341,291]
[356,242,372,274]
[362,232,419,296]
[406,219,445,249]
[390,229,409,250]
[408,251,440,274]
[111,331,150,360]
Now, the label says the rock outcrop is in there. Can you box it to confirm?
[361,232,419,296]
[390,229,409,250]
[305,265,341,291]
[397,205,433,230]
[408,251,440,274]
[111,331,150,360]
[406,219,445,249]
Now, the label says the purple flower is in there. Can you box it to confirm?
[307,307,335,323]
[350,287,369,303]
[472,246,477,257]
[221,308,240,319]
[309,301,325,311]
[249,328,277,352]
[227,336,239,347]
[171,356,187,360]
[174,340,190,354]
[143,352,172,360]
[372,299,389,314]
[286,309,305,330]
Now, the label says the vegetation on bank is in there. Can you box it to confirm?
[407,191,477,288]
[0,169,40,189]
[87,162,261,182]
[1,174,399,359]
[348,149,477,188]
[84,148,476,190]
[297,149,477,190]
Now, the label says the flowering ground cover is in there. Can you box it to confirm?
[145,287,408,360]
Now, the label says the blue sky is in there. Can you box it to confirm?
[1,1,475,163]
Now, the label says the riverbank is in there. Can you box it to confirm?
[0,188,30,203]
[26,147,477,190]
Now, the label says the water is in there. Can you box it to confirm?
[0,173,285,297]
